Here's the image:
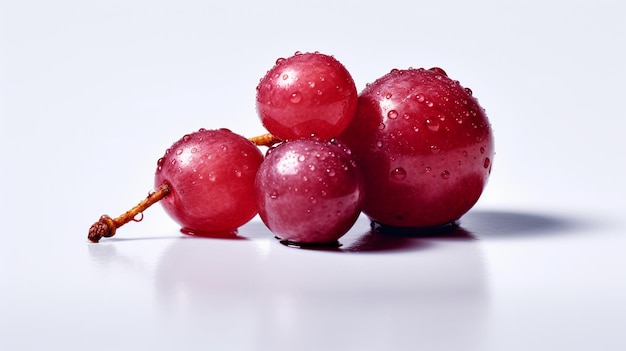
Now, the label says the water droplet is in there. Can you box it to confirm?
[326,169,336,177]
[170,159,176,165]
[385,93,393,99]
[429,67,448,76]
[208,172,216,182]
[430,145,440,154]
[378,122,386,130]
[465,87,473,96]
[298,155,306,162]
[462,151,468,157]
[275,58,285,65]
[176,149,183,155]
[282,73,289,80]
[270,191,279,199]
[425,166,432,172]
[441,170,451,179]
[484,157,491,168]
[391,167,407,180]
[191,147,197,153]
[157,157,165,166]
[221,144,228,151]
[426,100,434,107]
[387,110,398,119]
[133,212,144,222]
[416,94,425,102]
[290,92,302,103]
[425,119,440,132]
[308,81,315,88]
[234,169,242,177]
[309,196,317,204]
[413,126,420,132]
[480,147,485,154]
[376,141,384,148]
[308,164,316,171]
[183,134,191,142]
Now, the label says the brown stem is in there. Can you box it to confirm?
[249,133,281,147]
[88,182,170,243]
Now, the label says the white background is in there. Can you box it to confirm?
[1,0,625,350]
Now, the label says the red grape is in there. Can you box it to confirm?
[340,68,494,229]
[155,128,264,236]
[256,52,358,141]
[254,139,364,247]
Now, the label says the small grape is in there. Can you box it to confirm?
[254,138,364,247]
[256,52,358,141]
[155,128,264,236]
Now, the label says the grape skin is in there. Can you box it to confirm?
[155,129,264,236]
[254,139,364,245]
[256,52,358,141]
[340,68,494,229]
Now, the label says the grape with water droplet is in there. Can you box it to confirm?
[340,67,494,230]
[256,52,358,141]
[254,138,364,247]
[88,129,268,242]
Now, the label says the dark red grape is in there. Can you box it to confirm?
[340,68,494,229]
[254,138,364,246]
[256,52,358,141]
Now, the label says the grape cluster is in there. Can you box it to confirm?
[88,51,494,248]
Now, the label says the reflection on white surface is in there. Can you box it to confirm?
[86,216,489,350]
[79,209,607,350]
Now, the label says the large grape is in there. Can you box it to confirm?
[341,68,494,229]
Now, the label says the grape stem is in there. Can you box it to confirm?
[249,133,281,147]
[88,183,170,243]
[87,132,280,243]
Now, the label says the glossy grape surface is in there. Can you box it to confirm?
[340,68,494,228]
[256,52,358,141]
[254,139,364,245]
[155,129,264,236]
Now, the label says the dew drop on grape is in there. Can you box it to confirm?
[391,167,407,181]
[290,92,302,103]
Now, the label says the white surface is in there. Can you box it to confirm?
[1,1,625,350]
